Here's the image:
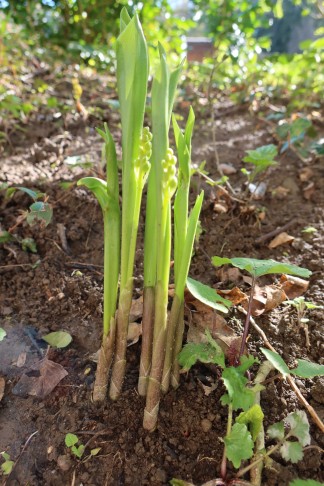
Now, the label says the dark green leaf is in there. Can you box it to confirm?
[224,423,254,468]
[186,277,232,313]
[178,341,225,371]
[260,348,290,378]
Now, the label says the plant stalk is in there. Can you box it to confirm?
[138,285,155,396]
[161,294,182,392]
[221,403,233,480]
[239,276,256,358]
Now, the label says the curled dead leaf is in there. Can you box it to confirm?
[216,287,247,305]
[215,266,243,284]
[299,167,314,182]
[280,274,309,299]
[268,232,294,249]
[127,322,142,346]
[242,284,287,316]
[129,296,143,321]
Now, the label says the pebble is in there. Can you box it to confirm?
[57,454,72,472]
[201,418,212,432]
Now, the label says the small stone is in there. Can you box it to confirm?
[57,454,72,472]
[219,163,237,175]
[201,418,212,432]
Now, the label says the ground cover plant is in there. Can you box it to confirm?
[0,1,323,485]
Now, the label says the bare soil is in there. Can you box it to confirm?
[0,73,323,486]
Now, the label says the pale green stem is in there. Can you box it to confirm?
[221,403,233,480]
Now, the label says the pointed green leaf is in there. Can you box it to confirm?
[280,441,303,463]
[267,421,285,441]
[236,404,264,441]
[286,411,310,446]
[260,348,290,378]
[90,447,101,456]
[77,177,110,212]
[292,359,324,378]
[17,187,39,200]
[186,277,232,313]
[65,433,79,447]
[178,341,225,372]
[243,144,278,164]
[120,7,131,32]
[42,331,72,349]
[224,423,254,468]
[212,257,311,279]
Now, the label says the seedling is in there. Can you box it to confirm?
[284,296,323,348]
[212,257,311,360]
[0,452,14,476]
[241,144,278,195]
[276,117,315,161]
[65,434,100,461]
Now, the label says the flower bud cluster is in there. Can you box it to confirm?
[135,127,152,175]
[162,148,177,196]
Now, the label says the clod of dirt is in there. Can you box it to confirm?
[201,418,213,432]
[311,379,324,404]
[57,454,73,472]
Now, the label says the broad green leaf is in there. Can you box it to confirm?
[286,411,310,446]
[221,359,262,411]
[236,404,264,441]
[27,202,53,227]
[260,348,290,378]
[65,433,79,447]
[293,359,324,378]
[1,453,10,461]
[1,459,14,475]
[267,421,285,441]
[224,423,254,468]
[0,328,7,341]
[77,177,109,212]
[186,277,232,313]
[0,231,12,244]
[290,479,324,486]
[243,144,278,164]
[280,441,303,463]
[42,331,72,349]
[178,341,225,371]
[212,257,311,279]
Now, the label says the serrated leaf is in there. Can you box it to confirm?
[65,433,79,447]
[286,411,310,446]
[178,341,225,371]
[221,359,261,411]
[224,423,254,468]
[186,277,232,313]
[42,331,72,349]
[236,404,264,441]
[0,328,7,341]
[293,359,324,378]
[212,257,311,279]
[267,421,285,441]
[27,202,53,227]
[260,348,290,378]
[243,144,278,164]
[280,441,303,463]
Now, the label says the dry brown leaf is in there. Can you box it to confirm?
[264,285,287,311]
[280,274,309,299]
[217,287,247,305]
[303,181,315,200]
[129,295,143,321]
[242,284,287,316]
[127,322,142,346]
[0,376,5,401]
[15,352,27,368]
[268,232,294,249]
[198,380,218,396]
[12,358,68,398]
[216,266,243,284]
[299,167,314,182]
[272,186,290,199]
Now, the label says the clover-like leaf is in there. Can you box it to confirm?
[224,423,254,468]
[186,277,232,313]
[212,257,311,279]
[236,404,264,441]
[280,441,303,463]
[72,444,85,458]
[65,433,79,447]
[178,341,225,372]
[42,331,72,349]
[286,411,310,447]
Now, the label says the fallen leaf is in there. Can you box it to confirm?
[15,352,27,367]
[217,287,247,305]
[216,266,243,284]
[219,163,237,175]
[12,358,68,398]
[42,331,72,349]
[242,284,287,316]
[299,167,313,182]
[264,285,287,311]
[198,380,218,396]
[280,274,309,299]
[272,186,290,199]
[129,296,143,321]
[303,181,315,200]
[0,376,5,401]
[268,232,294,249]
[127,322,142,346]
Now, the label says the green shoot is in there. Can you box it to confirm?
[65,433,85,459]
[109,9,149,400]
[78,123,120,402]
[242,144,278,186]
[1,452,14,476]
[284,296,323,348]
[212,256,311,359]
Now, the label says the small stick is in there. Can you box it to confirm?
[238,306,324,433]
[255,218,297,245]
